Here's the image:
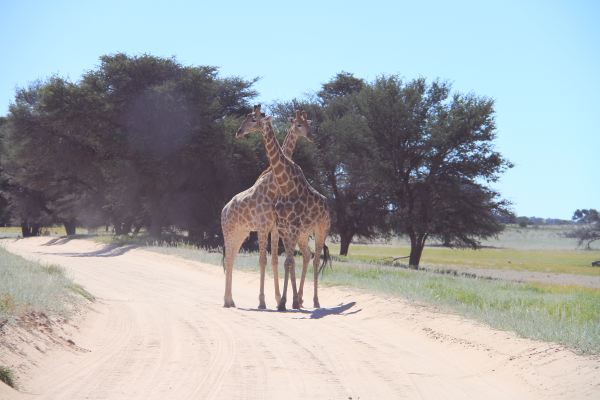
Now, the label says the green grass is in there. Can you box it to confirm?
[0,246,92,321]
[320,262,600,353]
[328,243,600,276]
[0,226,92,238]
[0,366,16,388]
[143,243,600,354]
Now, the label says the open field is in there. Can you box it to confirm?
[330,243,600,276]
[1,237,599,400]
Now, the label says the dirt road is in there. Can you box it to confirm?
[1,238,598,399]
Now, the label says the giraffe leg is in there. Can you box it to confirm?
[223,232,246,308]
[297,234,311,308]
[257,231,268,309]
[313,228,327,309]
[278,235,298,312]
[270,229,281,304]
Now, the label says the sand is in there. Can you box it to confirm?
[1,237,598,399]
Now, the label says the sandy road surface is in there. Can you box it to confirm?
[1,237,598,399]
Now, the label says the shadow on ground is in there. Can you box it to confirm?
[38,242,138,258]
[238,301,360,319]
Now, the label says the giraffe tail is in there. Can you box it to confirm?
[318,244,332,276]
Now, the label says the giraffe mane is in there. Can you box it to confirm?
[258,166,273,179]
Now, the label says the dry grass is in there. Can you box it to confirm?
[0,245,90,321]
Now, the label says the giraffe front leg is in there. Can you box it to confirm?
[257,231,268,309]
[278,260,289,312]
[287,237,301,310]
[278,236,296,312]
[270,229,281,305]
[223,232,245,308]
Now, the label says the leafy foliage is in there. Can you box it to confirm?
[1,65,512,257]
[353,76,512,266]
[0,54,257,243]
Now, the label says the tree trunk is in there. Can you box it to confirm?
[408,233,428,269]
[339,231,354,256]
[149,221,161,238]
[30,224,40,237]
[21,223,32,237]
[63,220,77,236]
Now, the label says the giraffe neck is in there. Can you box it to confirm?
[260,120,295,189]
[281,126,298,159]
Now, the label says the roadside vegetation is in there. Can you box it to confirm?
[2,226,599,354]
[0,244,94,389]
[0,366,16,388]
[0,245,91,321]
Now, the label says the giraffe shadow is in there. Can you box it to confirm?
[307,302,360,319]
[238,301,360,319]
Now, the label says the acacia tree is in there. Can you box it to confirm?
[271,73,389,255]
[1,79,108,235]
[567,208,600,249]
[2,54,257,241]
[80,54,257,241]
[357,76,512,267]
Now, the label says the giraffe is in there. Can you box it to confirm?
[234,105,331,311]
[220,112,312,309]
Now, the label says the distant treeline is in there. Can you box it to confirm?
[0,54,514,266]
[495,214,574,227]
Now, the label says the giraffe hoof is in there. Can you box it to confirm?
[313,300,320,309]
[224,300,236,308]
[277,300,287,312]
[258,303,267,310]
[292,300,301,309]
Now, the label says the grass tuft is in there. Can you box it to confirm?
[0,246,82,321]
[0,366,16,388]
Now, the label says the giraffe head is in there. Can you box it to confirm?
[236,104,270,138]
[289,110,312,142]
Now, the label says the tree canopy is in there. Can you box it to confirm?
[0,54,258,242]
[1,60,514,264]
[567,208,600,249]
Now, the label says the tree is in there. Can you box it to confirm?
[272,73,389,256]
[567,208,600,249]
[1,53,257,242]
[356,76,512,267]
[1,78,109,235]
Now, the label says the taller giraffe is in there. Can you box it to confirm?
[235,106,331,311]
[221,113,312,308]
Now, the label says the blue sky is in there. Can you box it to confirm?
[1,0,598,219]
